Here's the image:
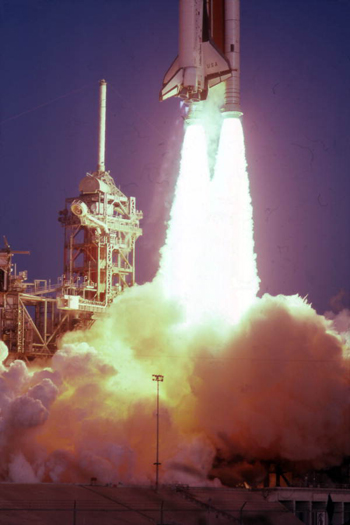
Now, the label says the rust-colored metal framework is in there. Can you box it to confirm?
[0,80,142,361]
[59,170,142,310]
[0,247,72,359]
[58,80,142,312]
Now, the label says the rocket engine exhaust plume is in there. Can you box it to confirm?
[1,0,349,485]
[158,123,211,323]
[1,85,349,487]
[0,288,349,486]
[204,116,259,323]
[159,88,259,325]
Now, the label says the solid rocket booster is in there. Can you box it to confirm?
[160,0,232,102]
[223,0,241,113]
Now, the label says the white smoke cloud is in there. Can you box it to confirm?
[189,294,348,470]
[0,286,347,485]
[0,92,348,488]
[8,452,40,483]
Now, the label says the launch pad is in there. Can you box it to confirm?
[0,80,143,361]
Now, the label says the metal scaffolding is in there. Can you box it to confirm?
[0,80,142,361]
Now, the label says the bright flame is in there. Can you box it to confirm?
[205,117,260,323]
[159,115,259,325]
[0,103,348,487]
[158,123,211,320]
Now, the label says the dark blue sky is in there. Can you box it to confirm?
[1,0,350,314]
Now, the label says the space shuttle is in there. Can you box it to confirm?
[160,0,240,110]
[160,0,241,113]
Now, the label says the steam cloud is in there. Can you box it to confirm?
[1,86,348,486]
[0,285,348,485]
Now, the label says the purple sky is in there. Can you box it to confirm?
[1,0,350,314]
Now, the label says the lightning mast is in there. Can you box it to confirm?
[97,79,107,173]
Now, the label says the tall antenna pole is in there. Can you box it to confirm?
[97,79,107,173]
[152,374,164,491]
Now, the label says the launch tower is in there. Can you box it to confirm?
[58,80,142,313]
[0,80,143,360]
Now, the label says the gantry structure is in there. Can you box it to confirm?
[0,80,142,361]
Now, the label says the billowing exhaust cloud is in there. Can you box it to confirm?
[1,88,348,486]
[0,287,347,485]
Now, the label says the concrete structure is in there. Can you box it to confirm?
[0,484,303,525]
[0,484,348,524]
[0,483,349,524]
[268,487,350,525]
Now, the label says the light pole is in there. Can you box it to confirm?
[152,374,164,491]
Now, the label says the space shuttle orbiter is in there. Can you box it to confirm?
[160,0,232,103]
